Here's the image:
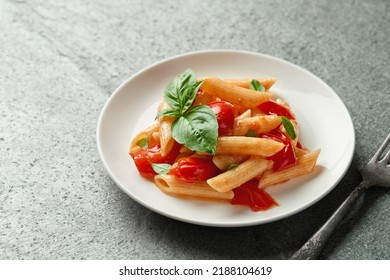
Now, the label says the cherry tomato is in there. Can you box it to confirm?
[169,156,220,183]
[259,128,297,172]
[257,100,295,119]
[231,179,277,211]
[208,101,236,136]
[130,143,180,179]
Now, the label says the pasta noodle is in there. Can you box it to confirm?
[258,149,320,188]
[216,136,284,156]
[207,157,272,192]
[155,174,233,200]
[200,77,272,108]
[158,101,175,156]
[233,115,282,136]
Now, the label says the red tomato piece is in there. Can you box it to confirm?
[169,156,220,183]
[130,143,180,179]
[259,128,297,172]
[257,100,294,119]
[208,101,236,136]
[231,179,277,211]
[259,128,290,144]
[268,142,296,172]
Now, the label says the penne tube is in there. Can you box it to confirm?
[155,174,233,200]
[207,156,272,192]
[200,77,272,108]
[212,154,249,170]
[224,78,277,90]
[233,115,282,136]
[216,136,284,156]
[258,149,320,188]
[129,122,159,154]
[158,101,176,156]
[198,78,277,90]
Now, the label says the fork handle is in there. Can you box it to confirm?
[290,180,371,260]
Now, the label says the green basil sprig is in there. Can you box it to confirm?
[156,69,218,155]
[249,79,265,92]
[135,137,149,149]
[151,163,171,175]
[280,116,296,140]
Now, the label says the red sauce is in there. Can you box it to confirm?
[231,179,277,211]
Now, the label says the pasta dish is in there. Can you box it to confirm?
[129,69,320,211]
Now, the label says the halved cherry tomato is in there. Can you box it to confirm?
[130,143,181,179]
[231,179,277,211]
[208,101,236,136]
[257,100,294,119]
[169,156,220,183]
[259,128,297,172]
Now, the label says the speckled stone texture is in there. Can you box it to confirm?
[0,0,389,260]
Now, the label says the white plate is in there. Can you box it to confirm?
[97,50,355,227]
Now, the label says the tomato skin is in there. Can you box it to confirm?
[169,156,220,183]
[209,101,236,136]
[257,100,294,119]
[259,128,297,172]
[259,128,290,144]
[130,143,180,179]
[268,142,296,171]
[231,179,277,211]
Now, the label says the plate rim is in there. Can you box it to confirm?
[96,49,355,227]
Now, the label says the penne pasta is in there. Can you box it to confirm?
[207,156,272,192]
[158,101,176,156]
[129,121,159,154]
[200,77,272,108]
[155,174,234,200]
[258,149,320,188]
[233,115,282,136]
[224,78,277,90]
[216,136,284,156]
[212,154,249,170]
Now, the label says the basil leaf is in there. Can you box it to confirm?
[151,163,171,175]
[171,105,218,155]
[136,137,148,149]
[155,108,181,119]
[179,80,203,114]
[280,116,296,140]
[227,163,238,170]
[245,129,258,137]
[164,69,196,110]
[250,79,265,92]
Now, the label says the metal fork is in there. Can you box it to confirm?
[291,132,390,260]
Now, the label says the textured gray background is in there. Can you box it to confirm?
[1,0,389,259]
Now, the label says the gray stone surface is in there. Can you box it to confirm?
[0,0,389,259]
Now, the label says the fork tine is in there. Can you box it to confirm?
[371,132,390,162]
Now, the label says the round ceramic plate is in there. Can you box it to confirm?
[97,50,355,227]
